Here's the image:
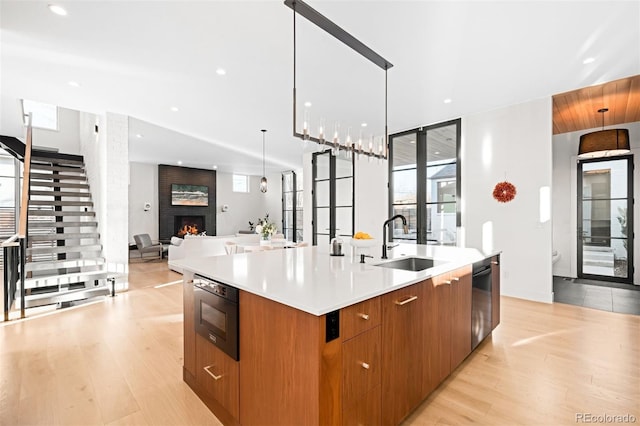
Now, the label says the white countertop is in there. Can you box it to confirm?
[170,244,497,316]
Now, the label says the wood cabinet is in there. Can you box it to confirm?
[195,333,239,422]
[342,326,381,425]
[450,265,472,368]
[423,274,451,397]
[183,271,196,378]
[341,297,381,341]
[381,283,424,426]
[491,255,501,330]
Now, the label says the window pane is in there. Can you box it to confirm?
[336,207,352,237]
[284,192,293,210]
[335,177,352,207]
[391,133,417,169]
[428,203,457,245]
[426,163,456,203]
[335,156,352,179]
[283,172,293,192]
[296,210,303,230]
[392,169,416,204]
[296,190,304,209]
[316,181,330,207]
[284,211,294,229]
[426,124,456,163]
[296,173,304,191]
[392,205,416,241]
[317,234,330,247]
[316,207,329,234]
[232,175,249,193]
[316,154,330,180]
[581,199,628,240]
[582,159,627,199]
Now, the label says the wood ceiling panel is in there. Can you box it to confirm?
[552,75,640,135]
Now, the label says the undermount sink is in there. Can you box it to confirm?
[374,257,434,272]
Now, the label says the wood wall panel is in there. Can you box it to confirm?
[552,75,640,135]
[158,164,216,240]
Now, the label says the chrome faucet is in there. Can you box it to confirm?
[382,214,408,259]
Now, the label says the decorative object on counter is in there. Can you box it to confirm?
[492,181,517,203]
[285,0,392,160]
[260,129,268,193]
[330,237,344,256]
[578,108,630,158]
[250,213,277,243]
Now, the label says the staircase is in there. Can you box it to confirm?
[21,152,110,308]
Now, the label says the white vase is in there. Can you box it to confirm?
[260,234,271,246]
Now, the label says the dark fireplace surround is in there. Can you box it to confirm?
[159,165,216,240]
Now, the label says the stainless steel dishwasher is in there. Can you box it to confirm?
[472,259,493,349]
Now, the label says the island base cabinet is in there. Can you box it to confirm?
[381,283,424,426]
[195,333,239,424]
[491,255,501,329]
[342,385,381,426]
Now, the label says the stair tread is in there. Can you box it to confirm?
[31,156,84,166]
[29,181,89,189]
[26,244,102,255]
[30,172,87,181]
[29,200,94,206]
[25,269,109,283]
[28,233,100,240]
[28,221,98,228]
[25,258,106,272]
[29,164,85,173]
[18,286,111,308]
[30,190,92,198]
[28,210,95,216]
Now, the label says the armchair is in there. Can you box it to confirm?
[133,234,167,260]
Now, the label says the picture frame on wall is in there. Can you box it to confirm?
[171,184,209,206]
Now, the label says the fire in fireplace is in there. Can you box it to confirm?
[175,215,205,237]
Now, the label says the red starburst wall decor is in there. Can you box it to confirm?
[493,181,517,203]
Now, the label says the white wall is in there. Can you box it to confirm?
[216,172,281,236]
[33,107,80,154]
[552,122,640,284]
[462,97,554,303]
[128,162,158,243]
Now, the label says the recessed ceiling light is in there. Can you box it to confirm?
[135,134,143,138]
[48,4,67,16]
[170,106,179,112]
[434,151,440,155]
[583,57,595,64]
[212,165,218,169]
[68,81,80,87]
[443,98,452,104]
[216,68,226,75]
[409,140,416,144]
[304,101,312,107]
[177,161,183,165]
[361,123,367,127]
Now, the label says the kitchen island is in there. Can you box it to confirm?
[171,244,500,426]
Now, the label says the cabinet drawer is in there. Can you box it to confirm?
[342,326,381,406]
[342,385,381,426]
[341,297,381,341]
[195,333,239,420]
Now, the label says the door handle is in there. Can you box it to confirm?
[203,365,222,381]
[395,295,418,306]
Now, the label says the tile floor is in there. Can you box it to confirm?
[553,276,640,315]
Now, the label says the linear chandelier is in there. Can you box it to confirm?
[284,0,393,160]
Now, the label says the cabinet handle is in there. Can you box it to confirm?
[443,280,452,285]
[203,365,222,381]
[491,261,499,265]
[360,362,370,370]
[358,313,369,320]
[451,277,460,282]
[395,295,418,306]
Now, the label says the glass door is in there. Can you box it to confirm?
[389,119,460,245]
[312,150,354,246]
[578,155,633,282]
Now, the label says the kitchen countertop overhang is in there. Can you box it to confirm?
[170,244,498,316]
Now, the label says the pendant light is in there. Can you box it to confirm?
[260,129,268,193]
[578,108,630,158]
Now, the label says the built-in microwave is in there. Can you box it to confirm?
[193,275,239,361]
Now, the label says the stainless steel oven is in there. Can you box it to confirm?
[193,275,239,361]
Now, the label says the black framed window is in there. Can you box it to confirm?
[282,171,303,242]
[312,150,354,246]
[388,119,461,245]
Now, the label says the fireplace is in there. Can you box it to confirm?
[175,215,205,237]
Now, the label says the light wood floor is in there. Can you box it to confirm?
[1,260,638,425]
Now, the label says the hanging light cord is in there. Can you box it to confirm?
[262,129,266,176]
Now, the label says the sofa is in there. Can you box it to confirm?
[168,233,260,273]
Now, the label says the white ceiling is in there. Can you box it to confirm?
[1,1,639,176]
